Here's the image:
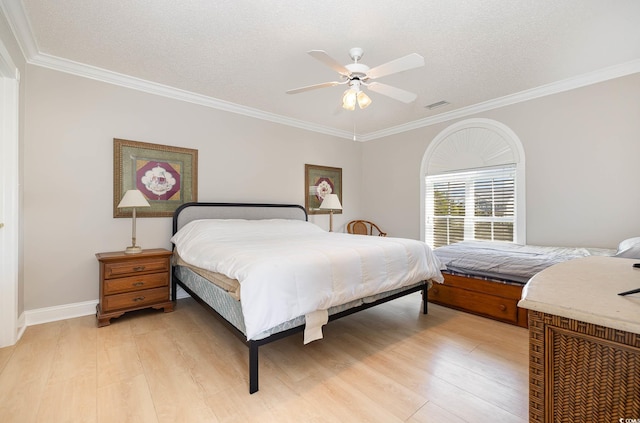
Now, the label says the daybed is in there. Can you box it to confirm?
[170,202,444,393]
[431,240,626,327]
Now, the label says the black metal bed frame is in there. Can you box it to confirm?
[170,202,430,394]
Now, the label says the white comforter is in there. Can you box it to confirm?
[171,219,444,340]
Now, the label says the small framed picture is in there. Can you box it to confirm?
[305,164,342,215]
[114,138,198,217]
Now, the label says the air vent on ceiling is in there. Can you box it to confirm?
[425,100,450,110]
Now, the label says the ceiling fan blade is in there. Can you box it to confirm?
[367,82,418,103]
[308,50,350,76]
[286,81,341,94]
[366,53,425,80]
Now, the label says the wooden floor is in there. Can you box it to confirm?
[0,293,529,422]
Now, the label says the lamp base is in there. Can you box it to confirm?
[329,210,334,232]
[124,245,143,254]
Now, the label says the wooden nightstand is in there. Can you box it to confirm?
[96,248,174,327]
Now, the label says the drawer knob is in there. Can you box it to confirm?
[432,287,439,294]
[499,304,507,312]
[132,296,146,302]
[133,282,144,287]
[132,266,146,272]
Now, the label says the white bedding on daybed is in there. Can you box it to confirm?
[171,219,444,340]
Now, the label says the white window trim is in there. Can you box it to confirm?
[420,118,526,245]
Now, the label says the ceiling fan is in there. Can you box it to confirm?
[286,47,425,110]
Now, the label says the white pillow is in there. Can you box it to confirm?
[614,237,640,258]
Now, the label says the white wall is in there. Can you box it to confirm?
[20,63,640,312]
[362,73,640,248]
[23,65,362,311]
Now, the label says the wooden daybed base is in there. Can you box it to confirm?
[429,272,528,328]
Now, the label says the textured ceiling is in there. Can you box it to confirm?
[5,0,640,139]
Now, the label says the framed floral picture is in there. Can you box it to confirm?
[305,164,342,215]
[114,138,198,217]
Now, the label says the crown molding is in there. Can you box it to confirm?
[0,0,38,59]
[361,59,640,141]
[33,51,638,143]
[30,52,356,140]
[3,0,638,142]
[2,0,355,140]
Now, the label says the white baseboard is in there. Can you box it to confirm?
[24,286,191,327]
[25,300,99,327]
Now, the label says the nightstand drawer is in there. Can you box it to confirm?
[103,257,170,278]
[102,287,169,312]
[103,273,168,295]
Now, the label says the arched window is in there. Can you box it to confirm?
[420,119,526,248]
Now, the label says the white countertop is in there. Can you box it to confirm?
[518,255,640,335]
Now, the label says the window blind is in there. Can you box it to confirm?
[425,165,516,248]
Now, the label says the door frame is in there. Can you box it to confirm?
[0,36,21,348]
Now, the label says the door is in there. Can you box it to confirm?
[0,39,20,348]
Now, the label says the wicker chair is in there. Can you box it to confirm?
[346,220,387,237]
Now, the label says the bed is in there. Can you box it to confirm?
[170,202,444,393]
[431,240,623,327]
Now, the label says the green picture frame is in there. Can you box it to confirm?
[113,138,198,217]
[305,164,342,215]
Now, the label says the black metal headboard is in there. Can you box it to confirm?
[172,202,308,235]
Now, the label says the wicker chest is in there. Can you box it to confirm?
[519,256,640,422]
[527,311,640,422]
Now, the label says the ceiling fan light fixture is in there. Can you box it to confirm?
[288,48,423,110]
[357,91,371,109]
[342,81,372,111]
[342,89,357,111]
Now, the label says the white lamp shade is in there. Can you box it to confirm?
[319,194,342,210]
[117,190,150,208]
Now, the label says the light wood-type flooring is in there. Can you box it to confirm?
[0,293,529,422]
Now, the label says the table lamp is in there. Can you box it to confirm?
[117,189,150,254]
[319,193,342,232]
